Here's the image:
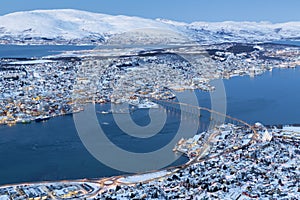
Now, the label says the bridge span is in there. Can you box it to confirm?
[149,98,259,141]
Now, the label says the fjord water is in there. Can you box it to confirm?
[224,67,300,125]
[0,67,299,185]
[197,67,300,125]
[0,43,300,185]
[0,45,95,58]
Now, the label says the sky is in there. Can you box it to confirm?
[0,0,299,23]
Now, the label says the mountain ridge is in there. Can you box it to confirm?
[0,9,299,45]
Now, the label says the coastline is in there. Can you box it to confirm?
[0,41,298,198]
[0,123,299,199]
[0,63,299,127]
[1,42,299,127]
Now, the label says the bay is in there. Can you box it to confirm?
[0,43,299,185]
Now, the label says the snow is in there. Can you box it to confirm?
[187,21,300,44]
[118,170,171,184]
[0,195,9,200]
[0,9,299,45]
[283,126,300,133]
[0,9,175,41]
[8,60,55,65]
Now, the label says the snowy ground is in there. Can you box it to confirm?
[117,170,172,184]
[283,126,300,133]
[8,60,55,65]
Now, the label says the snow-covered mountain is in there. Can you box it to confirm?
[186,21,300,44]
[0,9,299,45]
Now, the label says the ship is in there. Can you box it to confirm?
[35,115,51,122]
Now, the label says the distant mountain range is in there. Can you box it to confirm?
[0,9,299,45]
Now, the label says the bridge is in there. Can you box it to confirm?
[148,97,261,166]
[150,98,259,141]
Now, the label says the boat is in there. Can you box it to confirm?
[35,115,50,122]
[21,118,32,124]
[96,110,112,114]
[6,118,16,126]
[16,118,32,124]
[137,101,159,109]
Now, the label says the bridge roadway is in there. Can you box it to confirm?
[149,98,259,140]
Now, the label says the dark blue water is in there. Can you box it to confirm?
[225,68,300,125]
[0,67,299,185]
[196,67,300,125]
[0,105,189,185]
[0,45,95,58]
[0,43,299,185]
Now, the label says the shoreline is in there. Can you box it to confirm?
[0,123,299,199]
[0,42,300,198]
[1,42,300,126]
[0,65,299,127]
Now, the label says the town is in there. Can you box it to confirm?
[0,42,299,126]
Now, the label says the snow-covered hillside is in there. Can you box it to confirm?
[0,9,299,45]
[186,21,300,44]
